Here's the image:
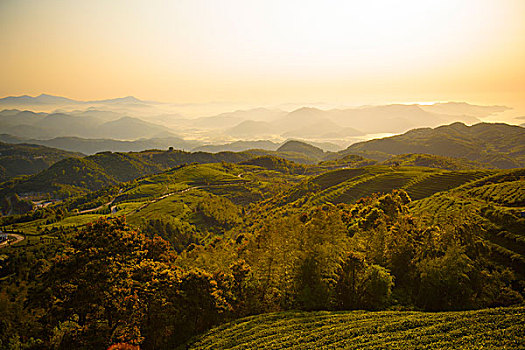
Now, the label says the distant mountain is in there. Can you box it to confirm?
[419,102,509,118]
[0,135,200,155]
[33,112,102,135]
[0,110,178,140]
[266,104,489,135]
[341,122,525,168]
[0,142,83,181]
[222,107,364,140]
[277,107,328,130]
[218,103,490,140]
[282,118,362,139]
[0,110,46,126]
[0,94,149,106]
[192,139,342,154]
[0,94,78,106]
[225,120,277,138]
[95,116,174,139]
[89,96,145,104]
[193,140,280,153]
[197,108,286,128]
[68,109,124,121]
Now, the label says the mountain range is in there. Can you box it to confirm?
[0,109,177,140]
[0,94,513,144]
[341,122,525,168]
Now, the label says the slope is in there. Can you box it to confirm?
[0,149,255,197]
[0,142,84,181]
[187,307,525,349]
[342,122,525,168]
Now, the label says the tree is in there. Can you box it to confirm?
[30,217,181,349]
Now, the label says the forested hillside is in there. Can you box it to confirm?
[0,142,83,181]
[342,122,525,168]
[1,154,523,349]
[0,149,255,198]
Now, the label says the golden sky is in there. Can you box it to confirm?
[1,0,525,116]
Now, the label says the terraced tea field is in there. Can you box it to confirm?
[186,306,525,349]
[411,171,525,275]
[403,170,494,200]
[307,166,495,205]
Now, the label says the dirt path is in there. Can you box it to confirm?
[0,233,25,249]
[133,186,200,213]
[77,188,124,215]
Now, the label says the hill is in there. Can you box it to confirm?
[341,122,525,168]
[282,165,496,206]
[0,142,83,181]
[240,155,306,174]
[0,134,200,155]
[192,140,280,153]
[0,149,255,197]
[381,153,492,170]
[1,158,523,348]
[411,168,525,275]
[187,307,525,349]
[277,140,326,159]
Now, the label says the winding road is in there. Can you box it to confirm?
[0,233,25,249]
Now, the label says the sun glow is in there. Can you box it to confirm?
[1,0,524,116]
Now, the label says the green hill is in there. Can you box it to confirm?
[342,122,525,168]
[295,166,497,205]
[411,168,525,275]
[0,142,83,181]
[187,307,525,349]
[240,155,306,174]
[381,153,491,170]
[277,140,326,159]
[0,149,255,197]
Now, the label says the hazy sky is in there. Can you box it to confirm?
[1,0,525,117]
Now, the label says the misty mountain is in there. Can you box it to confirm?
[95,116,174,139]
[67,109,125,121]
[419,102,509,118]
[282,118,362,139]
[221,107,363,140]
[0,110,178,140]
[0,110,46,126]
[215,103,488,141]
[90,96,146,104]
[0,94,78,106]
[341,122,525,168]
[225,120,277,138]
[193,140,280,153]
[189,108,286,129]
[0,94,150,107]
[193,139,342,153]
[33,113,102,135]
[277,107,328,130]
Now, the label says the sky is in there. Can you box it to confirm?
[1,0,525,118]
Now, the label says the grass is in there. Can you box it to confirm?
[186,306,525,349]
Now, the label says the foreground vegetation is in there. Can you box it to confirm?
[0,148,523,349]
[187,306,525,349]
